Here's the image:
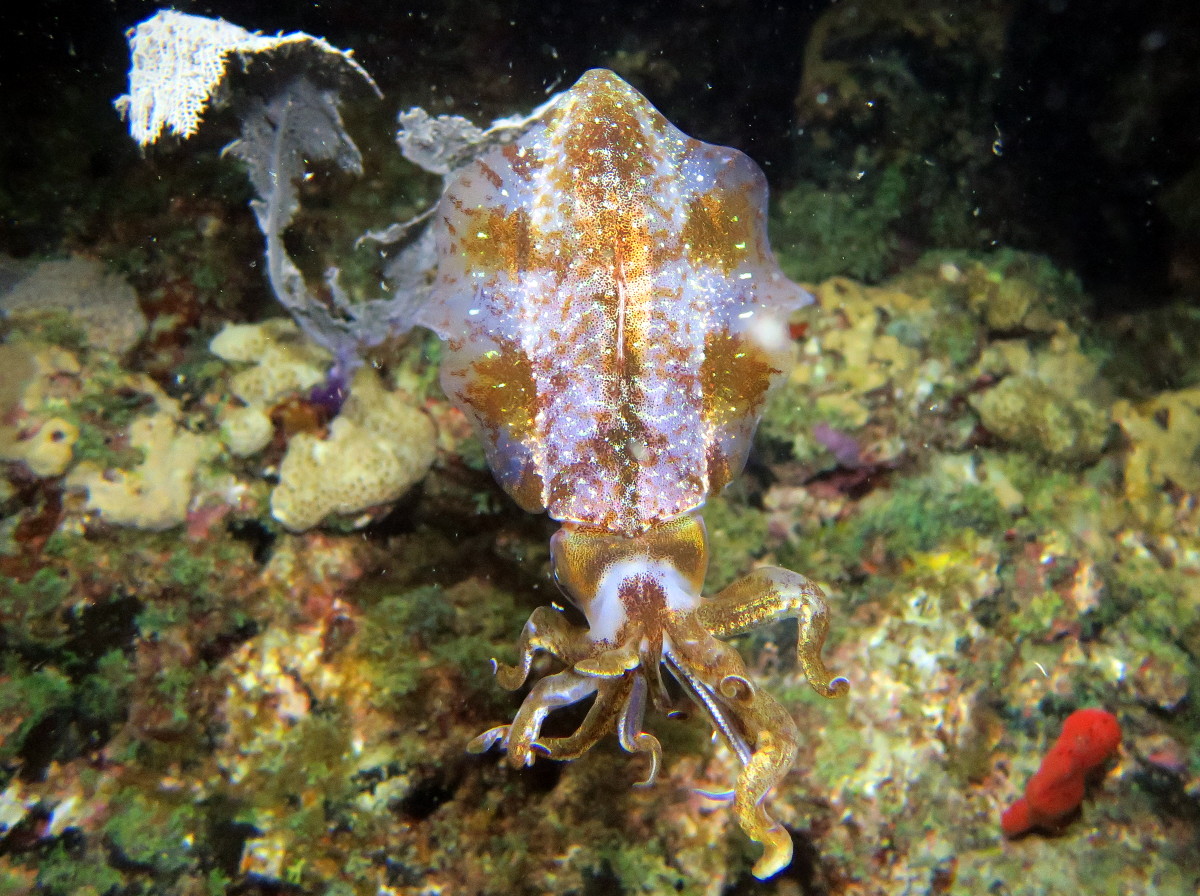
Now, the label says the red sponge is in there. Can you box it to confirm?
[1001,708,1121,837]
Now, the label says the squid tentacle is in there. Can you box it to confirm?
[493,605,587,691]
[701,567,850,699]
[534,674,633,762]
[615,673,663,786]
[473,669,597,768]
[728,686,802,879]
[667,626,804,878]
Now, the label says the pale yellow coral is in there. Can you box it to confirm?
[970,325,1111,464]
[209,319,331,407]
[0,417,79,477]
[976,339,1033,378]
[1114,387,1200,501]
[66,412,210,529]
[812,279,922,395]
[970,276,1035,331]
[969,376,1109,464]
[218,405,274,458]
[270,368,435,531]
[0,343,87,477]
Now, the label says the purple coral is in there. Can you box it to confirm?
[812,422,862,468]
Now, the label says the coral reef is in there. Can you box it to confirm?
[66,411,208,530]
[209,319,333,408]
[1,9,1198,895]
[271,366,436,532]
[1114,387,1200,503]
[969,376,1109,466]
[206,318,439,531]
[0,414,78,479]
[4,234,1197,894]
[1,256,146,355]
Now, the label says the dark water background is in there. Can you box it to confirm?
[2,0,1198,313]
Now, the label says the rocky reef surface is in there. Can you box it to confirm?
[1,243,1197,895]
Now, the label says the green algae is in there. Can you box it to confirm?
[357,586,457,705]
[0,567,73,647]
[10,310,90,353]
[866,479,1008,561]
[0,662,73,766]
[595,837,687,893]
[104,790,200,876]
[75,649,136,732]
[70,421,146,471]
[701,492,771,593]
[969,375,1110,465]
[783,471,1011,585]
[356,577,534,718]
[924,307,982,368]
[247,710,358,812]
[33,841,124,896]
[772,164,908,283]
